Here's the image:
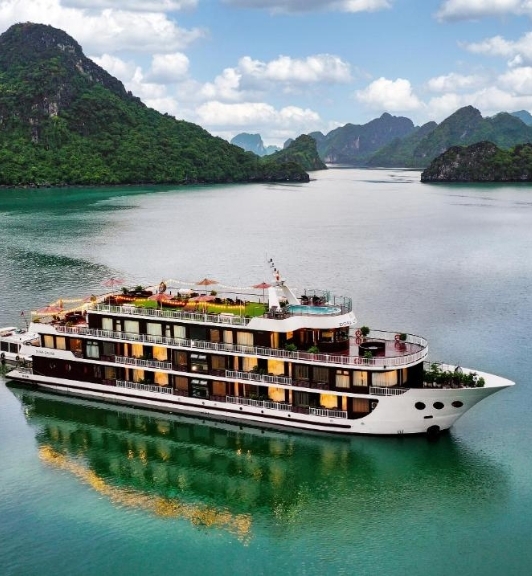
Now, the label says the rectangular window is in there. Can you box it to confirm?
[175,350,187,368]
[353,370,368,387]
[242,356,258,372]
[55,336,66,350]
[372,371,397,388]
[267,359,285,376]
[191,353,208,373]
[237,332,253,347]
[104,366,116,380]
[223,330,233,344]
[152,346,168,361]
[124,320,139,334]
[212,381,226,396]
[173,325,186,339]
[86,341,100,359]
[313,366,329,383]
[295,364,309,381]
[210,329,220,343]
[102,317,113,331]
[154,371,169,386]
[175,376,188,392]
[43,335,54,348]
[211,355,226,370]
[102,341,115,357]
[69,338,82,354]
[335,370,350,389]
[147,322,162,336]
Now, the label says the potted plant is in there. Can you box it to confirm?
[360,326,370,340]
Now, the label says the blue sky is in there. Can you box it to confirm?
[3,1,532,145]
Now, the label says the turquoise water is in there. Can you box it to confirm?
[1,170,531,575]
[288,304,341,315]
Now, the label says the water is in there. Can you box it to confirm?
[1,169,531,575]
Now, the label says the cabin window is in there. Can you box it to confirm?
[154,372,169,386]
[93,365,102,378]
[294,364,309,381]
[0,342,7,352]
[268,387,285,402]
[353,371,368,387]
[56,337,66,351]
[175,376,188,392]
[102,317,113,331]
[124,320,139,334]
[211,355,226,370]
[104,366,116,380]
[212,381,226,396]
[102,341,115,357]
[242,356,258,372]
[372,371,397,388]
[43,335,54,349]
[147,322,162,337]
[223,330,233,344]
[175,351,187,369]
[210,329,221,343]
[133,369,144,383]
[267,359,285,376]
[313,366,329,383]
[190,353,208,373]
[335,370,350,389]
[69,338,82,355]
[320,394,338,409]
[237,332,253,347]
[173,325,186,339]
[191,378,208,398]
[86,341,100,359]
[152,346,168,361]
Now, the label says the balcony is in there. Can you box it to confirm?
[115,356,172,370]
[225,370,292,386]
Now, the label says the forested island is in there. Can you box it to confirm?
[0,23,319,187]
[420,141,532,182]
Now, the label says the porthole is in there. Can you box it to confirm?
[452,400,464,408]
[433,401,444,410]
[415,402,426,410]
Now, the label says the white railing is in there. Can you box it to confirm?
[225,370,292,386]
[116,379,174,395]
[226,395,292,411]
[309,407,348,419]
[115,356,172,370]
[369,386,409,396]
[93,304,250,326]
[59,326,427,369]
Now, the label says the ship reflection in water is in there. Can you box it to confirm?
[10,385,508,544]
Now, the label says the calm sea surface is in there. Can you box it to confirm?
[0,169,531,575]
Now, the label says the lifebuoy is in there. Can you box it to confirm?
[355,329,362,338]
[355,337,361,345]
[15,355,20,361]
[0,352,5,359]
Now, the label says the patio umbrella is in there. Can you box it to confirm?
[102,277,125,291]
[189,294,216,311]
[196,277,218,289]
[253,282,272,302]
[149,293,171,308]
[36,304,63,316]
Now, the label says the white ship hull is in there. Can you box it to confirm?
[7,367,512,436]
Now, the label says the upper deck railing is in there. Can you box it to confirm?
[55,326,428,369]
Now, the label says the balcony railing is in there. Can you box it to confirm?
[115,356,172,370]
[369,386,408,396]
[226,395,292,411]
[116,379,173,395]
[309,407,348,419]
[56,325,427,369]
[225,370,292,386]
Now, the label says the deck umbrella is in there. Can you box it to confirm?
[189,294,216,311]
[36,304,63,316]
[253,282,272,302]
[102,277,125,292]
[196,277,218,289]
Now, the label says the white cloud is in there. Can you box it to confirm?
[426,72,486,93]
[61,0,198,11]
[91,54,139,83]
[145,53,190,83]
[223,0,391,14]
[0,0,205,55]
[498,66,532,94]
[463,32,532,66]
[436,0,528,22]
[355,77,423,112]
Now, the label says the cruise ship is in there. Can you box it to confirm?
[6,270,514,436]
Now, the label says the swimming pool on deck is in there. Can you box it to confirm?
[288,305,342,315]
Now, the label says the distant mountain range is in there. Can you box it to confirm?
[245,107,532,170]
[230,133,280,156]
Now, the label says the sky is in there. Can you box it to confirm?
[2,0,532,146]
